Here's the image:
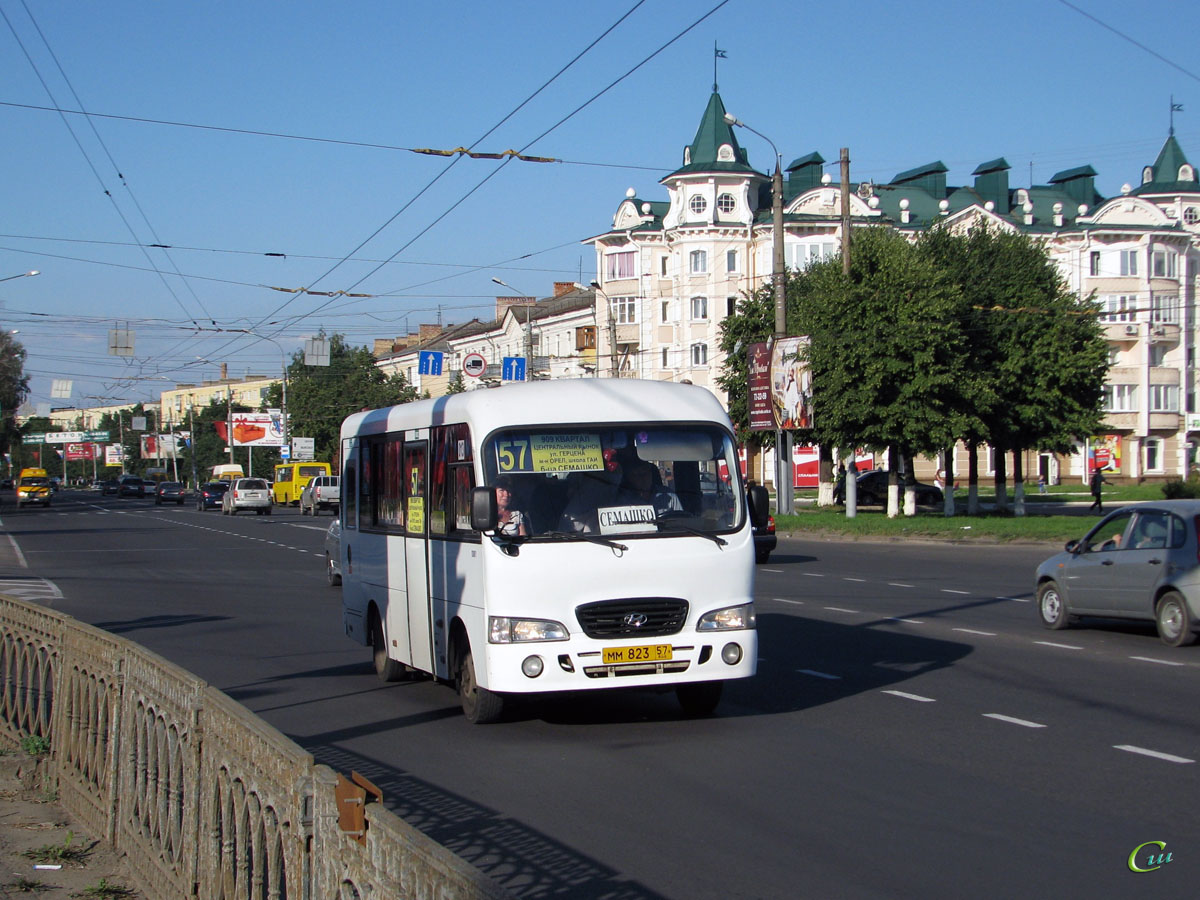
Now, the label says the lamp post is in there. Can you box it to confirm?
[491,277,535,378]
[0,270,39,284]
[723,113,793,514]
[230,331,289,456]
[588,281,618,378]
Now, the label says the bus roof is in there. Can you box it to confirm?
[341,379,733,441]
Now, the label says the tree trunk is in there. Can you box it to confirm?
[901,447,917,517]
[994,447,1009,512]
[887,445,900,519]
[817,443,834,506]
[967,441,980,515]
[1013,448,1025,517]
[845,450,858,519]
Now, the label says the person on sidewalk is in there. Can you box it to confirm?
[1089,467,1111,513]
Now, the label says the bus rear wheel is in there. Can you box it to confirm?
[676,681,723,717]
[459,648,504,724]
[370,611,405,682]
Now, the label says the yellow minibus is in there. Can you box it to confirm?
[272,461,332,505]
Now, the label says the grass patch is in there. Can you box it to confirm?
[776,506,1091,544]
[20,735,50,757]
[23,832,88,866]
[79,880,136,898]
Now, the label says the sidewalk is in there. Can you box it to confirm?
[0,751,137,898]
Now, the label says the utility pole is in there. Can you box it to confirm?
[189,404,198,489]
[840,147,859,518]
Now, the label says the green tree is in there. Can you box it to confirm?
[446,370,467,395]
[0,330,30,464]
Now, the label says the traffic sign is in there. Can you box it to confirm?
[502,357,527,382]
[463,352,487,378]
[280,444,291,459]
[418,350,444,376]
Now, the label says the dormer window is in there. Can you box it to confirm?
[689,195,708,215]
[1143,166,1154,184]
[717,193,736,215]
[1184,207,1199,225]
[717,144,735,162]
[1180,164,1195,182]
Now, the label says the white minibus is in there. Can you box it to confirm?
[338,379,760,723]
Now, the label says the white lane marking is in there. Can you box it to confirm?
[941,589,970,595]
[3,531,28,567]
[882,690,935,702]
[1034,641,1084,650]
[885,617,924,624]
[774,598,804,605]
[843,577,866,582]
[998,596,1029,603]
[797,669,841,680]
[1129,656,1186,667]
[887,582,913,588]
[983,713,1046,729]
[824,606,859,614]
[759,567,784,573]
[1114,745,1194,764]
[0,577,62,602]
[803,573,825,578]
[953,628,997,636]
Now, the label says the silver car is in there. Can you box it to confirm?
[1035,500,1200,647]
[221,477,273,516]
[324,517,341,586]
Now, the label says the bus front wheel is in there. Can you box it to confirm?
[459,648,504,724]
[676,681,723,717]
[370,611,405,682]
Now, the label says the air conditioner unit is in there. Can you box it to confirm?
[1124,324,1139,335]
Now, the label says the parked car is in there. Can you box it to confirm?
[195,481,229,511]
[324,517,342,586]
[99,478,120,495]
[853,470,943,506]
[299,475,340,516]
[1035,501,1200,647]
[117,475,147,497]
[154,481,187,505]
[753,512,777,564]
[222,478,273,516]
[0,478,14,490]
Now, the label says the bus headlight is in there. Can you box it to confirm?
[489,617,569,643]
[697,603,756,632]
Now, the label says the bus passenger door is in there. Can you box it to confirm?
[403,440,435,673]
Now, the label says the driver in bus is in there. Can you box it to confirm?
[494,475,530,537]
[620,460,683,515]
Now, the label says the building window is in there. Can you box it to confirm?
[1152,250,1177,278]
[717,193,736,215]
[1185,207,1199,225]
[689,250,707,274]
[691,342,708,366]
[575,325,596,351]
[1144,438,1162,472]
[611,296,637,325]
[727,296,737,317]
[1119,250,1139,276]
[605,251,636,280]
[1099,294,1137,323]
[689,195,708,215]
[1102,384,1138,412]
[660,255,668,277]
[1151,294,1179,324]
[661,299,673,322]
[1089,251,1101,276]
[786,242,836,269]
[726,249,738,273]
[1149,343,1167,367]
[690,296,708,320]
[661,347,669,368]
[1149,384,1179,412]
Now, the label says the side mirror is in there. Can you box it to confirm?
[1065,539,1080,554]
[471,486,499,533]
[747,484,770,528]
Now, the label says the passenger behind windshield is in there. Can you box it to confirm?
[494,475,530,537]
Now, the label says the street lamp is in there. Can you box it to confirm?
[0,270,39,284]
[723,112,793,514]
[588,280,618,378]
[491,277,535,377]
[230,331,289,456]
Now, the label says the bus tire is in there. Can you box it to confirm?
[676,681,723,717]
[370,611,405,682]
[459,648,504,724]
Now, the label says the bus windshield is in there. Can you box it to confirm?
[483,424,741,539]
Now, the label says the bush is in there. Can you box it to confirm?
[1162,477,1200,499]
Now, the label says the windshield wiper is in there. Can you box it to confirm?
[653,518,728,546]
[538,530,629,551]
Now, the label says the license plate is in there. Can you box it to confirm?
[602,644,673,664]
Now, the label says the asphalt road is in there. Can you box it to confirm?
[1,490,1197,899]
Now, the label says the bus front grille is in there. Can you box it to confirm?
[583,660,692,678]
[575,598,689,638]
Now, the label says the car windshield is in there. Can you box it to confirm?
[482,423,742,539]
[160,482,182,490]
[240,479,268,490]
[20,477,48,486]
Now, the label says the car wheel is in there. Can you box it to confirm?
[265,507,272,516]
[860,492,876,506]
[326,553,341,587]
[755,550,771,564]
[370,611,404,682]
[676,681,723,717]
[1037,580,1070,630]
[229,507,237,516]
[177,498,183,505]
[459,646,504,724]
[1156,591,1196,647]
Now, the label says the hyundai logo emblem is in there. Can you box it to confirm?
[622,613,649,628]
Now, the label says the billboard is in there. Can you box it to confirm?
[748,337,813,431]
[213,412,287,447]
[65,442,101,462]
[140,434,183,459]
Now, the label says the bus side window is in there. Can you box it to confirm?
[452,464,475,531]
[343,458,357,529]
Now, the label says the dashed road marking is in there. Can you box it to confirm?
[0,577,62,603]
[1034,641,1084,650]
[887,582,914,588]
[941,589,970,595]
[953,628,997,637]
[1129,656,1185,667]
[774,598,804,605]
[1114,745,1194,764]
[983,713,1045,729]
[797,669,841,680]
[885,617,924,624]
[824,606,859,614]
[998,596,1028,603]
[882,690,935,702]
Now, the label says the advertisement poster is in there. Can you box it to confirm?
[747,342,774,432]
[105,445,124,467]
[213,412,287,447]
[65,442,101,462]
[770,337,812,430]
[1088,435,1122,472]
[140,434,182,459]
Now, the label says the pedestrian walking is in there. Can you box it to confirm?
[1089,467,1110,513]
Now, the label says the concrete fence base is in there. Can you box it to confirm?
[0,594,512,900]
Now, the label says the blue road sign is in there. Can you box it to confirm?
[502,357,527,382]
[418,350,444,376]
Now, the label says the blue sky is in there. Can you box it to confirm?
[1,0,1197,413]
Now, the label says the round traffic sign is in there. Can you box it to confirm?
[463,352,487,378]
